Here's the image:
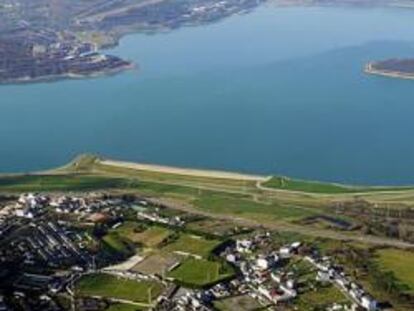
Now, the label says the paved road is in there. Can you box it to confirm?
[148,198,414,249]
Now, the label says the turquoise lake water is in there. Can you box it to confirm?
[2,5,414,184]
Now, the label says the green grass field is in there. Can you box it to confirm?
[194,193,317,221]
[133,227,171,247]
[163,234,221,258]
[167,258,234,287]
[111,222,171,247]
[376,249,414,294]
[295,284,349,310]
[76,273,163,303]
[102,232,135,256]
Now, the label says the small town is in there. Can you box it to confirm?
[0,192,382,311]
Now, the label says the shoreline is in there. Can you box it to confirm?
[0,62,136,86]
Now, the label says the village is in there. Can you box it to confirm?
[0,192,384,311]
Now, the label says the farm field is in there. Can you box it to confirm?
[76,273,164,304]
[375,248,414,294]
[295,284,348,310]
[113,222,171,247]
[132,227,172,247]
[167,258,234,287]
[163,234,221,258]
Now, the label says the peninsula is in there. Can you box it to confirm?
[365,58,414,80]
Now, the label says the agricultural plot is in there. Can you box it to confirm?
[213,295,262,311]
[132,252,180,275]
[132,227,172,247]
[76,273,164,304]
[295,284,348,310]
[163,234,221,258]
[113,222,171,247]
[167,258,234,287]
[375,248,414,294]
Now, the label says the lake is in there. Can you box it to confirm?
[1,5,414,185]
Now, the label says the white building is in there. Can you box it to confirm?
[361,295,377,311]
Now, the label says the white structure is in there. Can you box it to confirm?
[236,239,253,253]
[361,296,377,311]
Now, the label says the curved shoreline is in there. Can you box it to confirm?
[0,62,136,86]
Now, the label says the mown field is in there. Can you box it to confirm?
[167,258,234,287]
[112,222,171,247]
[131,227,171,247]
[76,273,163,303]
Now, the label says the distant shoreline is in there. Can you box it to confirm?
[364,62,414,80]
[0,62,136,86]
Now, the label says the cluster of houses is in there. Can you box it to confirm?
[2,193,146,227]
[220,233,378,311]
[50,195,125,216]
[157,282,235,311]
[0,193,382,311]
[8,220,92,268]
[14,193,49,219]
[9,193,106,219]
[226,236,302,305]
[306,255,378,311]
